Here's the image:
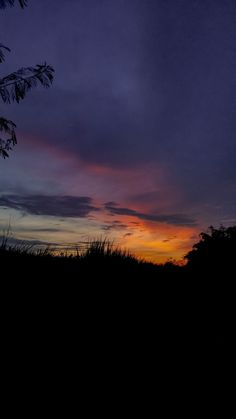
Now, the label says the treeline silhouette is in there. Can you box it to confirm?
[1,225,235,353]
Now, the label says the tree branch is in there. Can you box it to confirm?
[0,63,54,103]
[0,0,27,9]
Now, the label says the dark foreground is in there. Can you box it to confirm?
[2,226,235,376]
[1,244,233,360]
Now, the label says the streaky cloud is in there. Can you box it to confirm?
[0,194,99,218]
[105,203,197,226]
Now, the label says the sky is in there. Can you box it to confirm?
[0,0,236,263]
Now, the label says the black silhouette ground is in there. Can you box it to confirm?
[1,226,234,363]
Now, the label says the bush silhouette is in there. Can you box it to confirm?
[185,225,236,272]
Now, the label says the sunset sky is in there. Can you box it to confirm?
[0,0,236,263]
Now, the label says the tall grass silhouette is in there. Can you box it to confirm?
[80,238,138,263]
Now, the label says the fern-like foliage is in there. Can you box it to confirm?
[0,64,54,103]
[0,0,27,9]
[0,44,10,63]
[0,117,17,158]
[0,0,54,158]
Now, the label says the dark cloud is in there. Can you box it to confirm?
[105,203,196,226]
[1,0,236,228]
[0,195,99,218]
[105,205,138,217]
[16,227,65,234]
[123,232,133,237]
[104,201,118,207]
[162,236,177,243]
[26,228,63,233]
[0,236,92,254]
[101,220,128,231]
[3,2,236,169]
[0,236,57,248]
[129,191,163,204]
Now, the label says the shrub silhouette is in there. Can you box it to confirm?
[184,225,236,272]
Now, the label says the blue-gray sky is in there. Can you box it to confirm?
[0,0,236,262]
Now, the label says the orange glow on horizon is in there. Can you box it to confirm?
[4,133,199,264]
[118,221,198,263]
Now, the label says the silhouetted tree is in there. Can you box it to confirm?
[185,225,236,272]
[0,0,54,158]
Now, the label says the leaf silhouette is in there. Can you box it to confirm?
[0,44,10,63]
[0,0,54,158]
[0,0,27,9]
[0,64,54,103]
[0,117,17,158]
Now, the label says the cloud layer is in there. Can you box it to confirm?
[0,195,98,218]
[0,194,196,227]
[105,202,196,226]
[1,0,236,262]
